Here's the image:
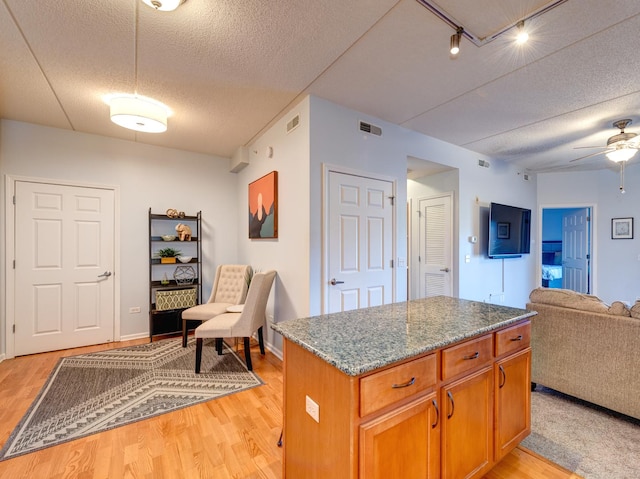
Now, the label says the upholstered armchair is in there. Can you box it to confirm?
[181,264,252,347]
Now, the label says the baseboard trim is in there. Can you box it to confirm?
[265,340,283,361]
[120,332,150,342]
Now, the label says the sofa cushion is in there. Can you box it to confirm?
[529,287,609,314]
[608,301,631,317]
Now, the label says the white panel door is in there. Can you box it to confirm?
[14,181,115,355]
[562,208,590,294]
[327,171,393,313]
[418,194,453,298]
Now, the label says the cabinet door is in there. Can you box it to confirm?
[495,348,531,461]
[360,393,440,479]
[441,367,493,479]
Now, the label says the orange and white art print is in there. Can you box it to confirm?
[248,171,278,239]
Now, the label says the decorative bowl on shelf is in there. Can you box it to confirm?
[177,256,192,263]
[161,235,177,241]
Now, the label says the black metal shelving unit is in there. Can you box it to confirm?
[148,208,202,341]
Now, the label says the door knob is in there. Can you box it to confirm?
[440,267,450,272]
[330,278,344,285]
[98,271,112,278]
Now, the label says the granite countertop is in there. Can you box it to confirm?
[271,296,536,376]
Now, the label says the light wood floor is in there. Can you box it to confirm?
[0,337,581,479]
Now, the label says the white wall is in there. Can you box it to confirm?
[0,96,550,360]
[538,164,640,304]
[0,119,239,354]
[235,98,312,357]
[309,97,410,313]
[455,161,538,307]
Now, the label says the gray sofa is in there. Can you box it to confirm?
[527,287,640,420]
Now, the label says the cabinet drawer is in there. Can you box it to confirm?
[495,321,530,357]
[360,354,437,417]
[442,334,493,381]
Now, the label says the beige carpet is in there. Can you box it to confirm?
[522,386,640,479]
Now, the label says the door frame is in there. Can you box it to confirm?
[4,175,121,359]
[321,164,397,314]
[538,202,597,296]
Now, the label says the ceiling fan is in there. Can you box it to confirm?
[572,119,639,193]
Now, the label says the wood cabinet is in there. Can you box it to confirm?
[281,319,531,479]
[494,321,532,461]
[148,209,202,341]
[440,333,495,479]
[360,393,440,479]
[441,367,493,479]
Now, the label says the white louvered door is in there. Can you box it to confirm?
[418,194,453,298]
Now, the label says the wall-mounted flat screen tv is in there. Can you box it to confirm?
[488,202,531,258]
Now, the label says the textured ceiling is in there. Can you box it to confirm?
[2,0,640,173]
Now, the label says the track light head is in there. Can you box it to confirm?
[450,27,463,56]
[515,21,529,44]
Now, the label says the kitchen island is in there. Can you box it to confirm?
[272,296,536,479]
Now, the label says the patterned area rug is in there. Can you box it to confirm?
[0,338,263,461]
[522,386,640,479]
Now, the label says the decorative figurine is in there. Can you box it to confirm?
[175,223,192,241]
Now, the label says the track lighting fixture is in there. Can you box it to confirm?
[450,27,463,56]
[515,21,529,44]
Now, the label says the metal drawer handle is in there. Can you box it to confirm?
[510,335,523,341]
[499,365,506,388]
[391,377,416,389]
[447,391,455,419]
[431,399,439,429]
[463,351,479,360]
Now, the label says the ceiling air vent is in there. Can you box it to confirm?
[359,121,382,136]
[286,114,300,134]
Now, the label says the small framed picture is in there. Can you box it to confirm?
[497,222,510,239]
[611,217,633,239]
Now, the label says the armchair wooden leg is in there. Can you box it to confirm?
[244,337,253,370]
[215,338,223,355]
[195,338,203,373]
[258,327,265,355]
[182,319,188,348]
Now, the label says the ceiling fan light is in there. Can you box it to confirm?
[141,0,185,12]
[606,147,637,163]
[110,95,168,133]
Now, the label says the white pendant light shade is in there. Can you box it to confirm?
[606,145,638,163]
[109,95,168,133]
[141,0,185,12]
